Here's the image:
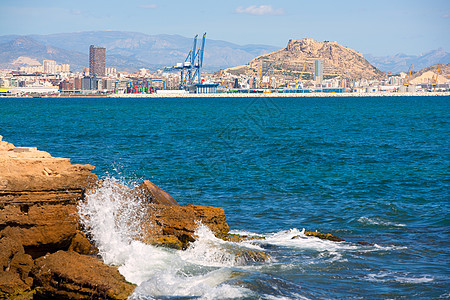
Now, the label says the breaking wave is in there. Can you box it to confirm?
[77,178,421,299]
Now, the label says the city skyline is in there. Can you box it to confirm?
[0,0,449,57]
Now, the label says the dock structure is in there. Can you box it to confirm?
[166,33,207,90]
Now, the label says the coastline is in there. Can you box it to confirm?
[108,91,450,98]
[0,91,449,99]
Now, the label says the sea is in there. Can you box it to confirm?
[0,96,448,299]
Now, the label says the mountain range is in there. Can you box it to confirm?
[0,31,278,72]
[0,31,448,74]
[365,49,450,74]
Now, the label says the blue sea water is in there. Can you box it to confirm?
[1,96,449,299]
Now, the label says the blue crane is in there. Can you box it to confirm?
[168,33,206,89]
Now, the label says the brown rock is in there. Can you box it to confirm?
[141,203,229,249]
[301,230,345,242]
[68,231,98,255]
[0,139,98,258]
[220,233,265,243]
[143,235,183,250]
[0,236,34,297]
[133,180,179,206]
[32,250,135,300]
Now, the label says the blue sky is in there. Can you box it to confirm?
[1,0,449,56]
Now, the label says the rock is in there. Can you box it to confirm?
[0,140,98,258]
[230,248,270,264]
[90,181,230,250]
[32,250,135,299]
[68,231,98,255]
[133,180,179,206]
[220,233,265,243]
[143,235,183,250]
[0,236,34,298]
[301,230,345,242]
[141,203,229,249]
[0,135,14,152]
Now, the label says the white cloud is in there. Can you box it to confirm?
[70,9,82,15]
[443,13,449,19]
[139,4,158,9]
[235,5,284,16]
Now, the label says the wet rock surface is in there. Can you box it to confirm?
[304,230,345,242]
[141,203,230,249]
[133,180,179,206]
[32,251,135,300]
[0,137,126,299]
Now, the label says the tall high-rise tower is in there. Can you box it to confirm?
[89,45,106,77]
[314,59,323,84]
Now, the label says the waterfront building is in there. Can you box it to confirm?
[74,78,82,90]
[59,80,74,91]
[89,45,106,77]
[102,78,116,91]
[81,76,102,90]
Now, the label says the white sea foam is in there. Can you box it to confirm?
[131,268,250,299]
[358,216,406,227]
[77,178,256,298]
[365,271,434,284]
[372,244,408,251]
[180,223,269,267]
[260,228,357,252]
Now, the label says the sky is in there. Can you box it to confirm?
[0,0,449,56]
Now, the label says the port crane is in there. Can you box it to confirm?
[404,64,413,87]
[166,33,206,89]
[432,64,441,91]
[296,61,307,88]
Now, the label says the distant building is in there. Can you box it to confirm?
[56,64,70,73]
[314,60,323,83]
[81,76,102,90]
[106,67,117,76]
[74,78,82,90]
[195,83,218,94]
[89,45,106,77]
[59,80,74,91]
[43,60,57,74]
[102,78,116,91]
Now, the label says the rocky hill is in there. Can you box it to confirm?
[225,38,385,81]
[410,63,450,85]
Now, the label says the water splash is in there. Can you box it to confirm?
[78,178,149,265]
[180,223,270,267]
[77,178,252,297]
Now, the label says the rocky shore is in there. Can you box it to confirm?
[0,136,234,299]
[0,136,344,299]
